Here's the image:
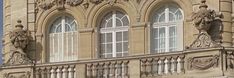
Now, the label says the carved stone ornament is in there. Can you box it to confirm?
[4,71,31,78]
[37,0,84,10]
[89,0,103,4]
[188,0,223,49]
[188,55,219,70]
[5,20,32,65]
[66,0,83,6]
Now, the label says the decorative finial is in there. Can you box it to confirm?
[199,0,208,8]
[15,20,24,28]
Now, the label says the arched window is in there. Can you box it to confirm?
[49,16,78,62]
[151,4,183,53]
[99,11,129,58]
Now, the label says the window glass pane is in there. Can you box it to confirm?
[116,11,124,18]
[169,5,178,13]
[116,43,122,52]
[159,13,165,22]
[123,42,128,51]
[159,27,165,52]
[106,19,113,28]
[175,11,183,20]
[106,44,112,53]
[106,33,112,42]
[123,31,128,41]
[56,25,62,33]
[101,44,106,53]
[169,13,175,22]
[100,34,105,43]
[116,53,123,57]
[116,32,122,42]
[65,24,71,32]
[116,19,123,27]
[122,16,129,26]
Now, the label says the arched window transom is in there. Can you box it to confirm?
[49,16,78,62]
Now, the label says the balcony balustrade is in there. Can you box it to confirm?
[2,48,234,78]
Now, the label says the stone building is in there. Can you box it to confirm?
[0,0,234,78]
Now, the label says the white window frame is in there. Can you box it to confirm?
[49,16,78,62]
[151,4,184,53]
[100,10,129,58]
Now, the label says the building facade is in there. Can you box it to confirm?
[0,0,234,78]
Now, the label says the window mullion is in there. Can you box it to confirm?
[61,16,65,61]
[165,26,169,52]
[165,6,169,23]
[113,11,117,57]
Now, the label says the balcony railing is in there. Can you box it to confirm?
[12,48,232,78]
[35,62,76,78]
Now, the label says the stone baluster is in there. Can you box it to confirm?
[104,62,110,78]
[87,64,93,78]
[46,67,52,78]
[69,65,75,78]
[166,57,172,74]
[41,67,46,78]
[51,67,57,78]
[35,68,41,78]
[92,63,98,78]
[141,59,147,77]
[63,66,69,78]
[57,66,63,78]
[146,58,153,76]
[153,58,159,76]
[123,61,129,78]
[160,58,165,75]
[116,61,123,78]
[227,51,233,69]
[97,63,104,78]
[171,56,178,74]
[179,56,185,73]
[109,62,116,78]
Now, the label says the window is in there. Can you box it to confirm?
[151,4,183,53]
[49,16,78,62]
[99,11,129,58]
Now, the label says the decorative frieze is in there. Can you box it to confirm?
[188,55,219,70]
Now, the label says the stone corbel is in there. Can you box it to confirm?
[79,28,94,33]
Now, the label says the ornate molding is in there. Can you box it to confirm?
[188,0,223,49]
[188,55,219,70]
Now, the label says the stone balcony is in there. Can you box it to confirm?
[1,47,234,78]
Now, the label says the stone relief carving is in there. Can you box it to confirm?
[5,20,32,65]
[36,0,84,10]
[89,0,103,4]
[4,72,31,78]
[66,0,83,6]
[227,51,234,69]
[188,0,223,49]
[188,55,219,70]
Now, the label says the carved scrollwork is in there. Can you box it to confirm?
[188,55,219,70]
[4,71,31,78]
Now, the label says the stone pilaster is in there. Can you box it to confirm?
[130,22,147,55]
[78,28,94,60]
[220,0,232,47]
